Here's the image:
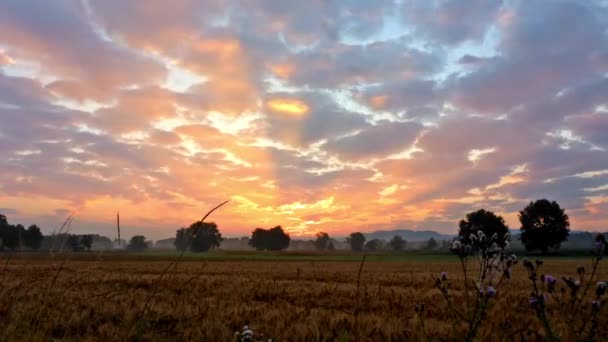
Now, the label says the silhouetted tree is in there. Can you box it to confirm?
[189,221,223,252]
[2,226,19,251]
[0,214,8,250]
[81,235,94,251]
[314,232,331,251]
[174,222,223,253]
[365,238,383,251]
[174,228,190,252]
[388,235,407,252]
[425,237,438,250]
[347,232,366,252]
[0,214,20,251]
[24,225,43,250]
[249,226,290,251]
[520,199,570,254]
[67,234,81,252]
[127,235,149,252]
[15,224,25,248]
[458,209,510,248]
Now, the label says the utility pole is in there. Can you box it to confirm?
[117,211,121,249]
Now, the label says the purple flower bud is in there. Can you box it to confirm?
[545,275,557,285]
[592,300,601,311]
[485,286,497,298]
[441,272,448,281]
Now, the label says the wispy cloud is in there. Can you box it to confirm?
[0,0,607,238]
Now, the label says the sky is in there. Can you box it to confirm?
[0,0,607,240]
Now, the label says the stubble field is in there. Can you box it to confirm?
[0,253,606,341]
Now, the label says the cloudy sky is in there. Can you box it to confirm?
[0,0,607,239]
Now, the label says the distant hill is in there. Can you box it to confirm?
[365,229,453,242]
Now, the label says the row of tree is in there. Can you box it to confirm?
[457,199,570,254]
[0,215,43,250]
[173,221,293,253]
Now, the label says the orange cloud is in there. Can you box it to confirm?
[0,50,15,65]
[268,63,295,79]
[369,95,388,109]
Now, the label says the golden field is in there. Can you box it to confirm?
[0,253,606,341]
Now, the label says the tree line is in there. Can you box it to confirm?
[0,198,577,254]
[173,221,292,253]
[0,214,43,250]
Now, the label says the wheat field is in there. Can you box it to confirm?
[0,253,605,341]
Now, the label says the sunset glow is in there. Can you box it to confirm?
[266,99,310,116]
[0,0,607,240]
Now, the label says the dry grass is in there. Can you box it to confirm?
[0,254,606,341]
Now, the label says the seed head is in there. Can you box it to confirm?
[597,281,607,296]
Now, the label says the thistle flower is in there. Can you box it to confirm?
[485,286,497,298]
[441,271,448,281]
[529,295,545,308]
[544,275,557,285]
[239,326,253,342]
[529,296,539,308]
[451,240,462,250]
[597,241,604,251]
[544,275,557,292]
[595,235,605,246]
[592,300,601,311]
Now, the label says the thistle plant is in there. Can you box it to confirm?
[417,231,516,341]
[234,325,272,342]
[524,234,607,341]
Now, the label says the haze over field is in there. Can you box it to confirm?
[1,0,607,239]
